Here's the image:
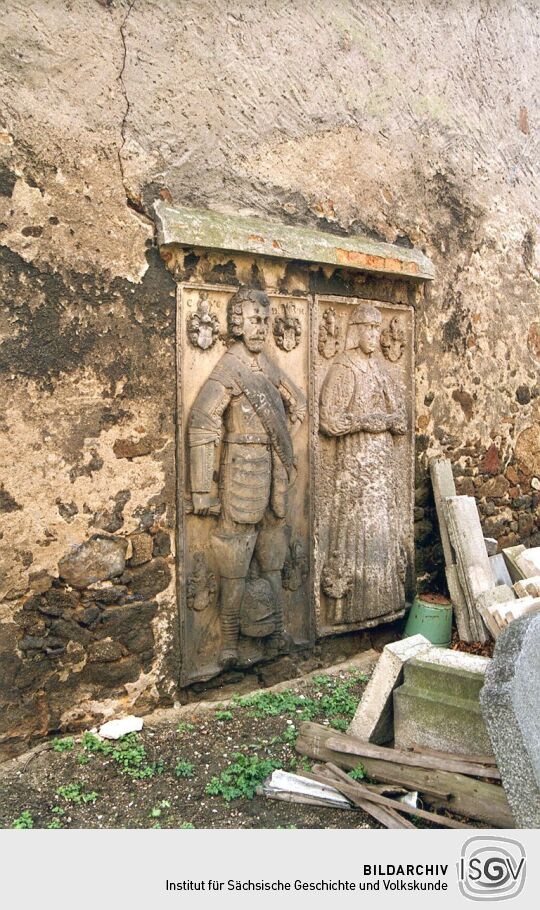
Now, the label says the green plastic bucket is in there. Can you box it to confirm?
[403,594,453,648]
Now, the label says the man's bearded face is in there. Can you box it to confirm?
[241,300,270,352]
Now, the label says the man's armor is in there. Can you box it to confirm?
[188,340,306,660]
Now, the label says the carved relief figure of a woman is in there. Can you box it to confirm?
[319,303,407,625]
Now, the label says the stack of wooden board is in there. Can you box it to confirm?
[429,458,489,642]
[429,458,540,640]
[294,721,514,827]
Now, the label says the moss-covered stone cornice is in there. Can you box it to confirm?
[154,201,435,281]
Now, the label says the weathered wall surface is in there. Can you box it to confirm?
[1,0,539,756]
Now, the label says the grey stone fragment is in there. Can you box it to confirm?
[348,634,431,744]
[480,613,540,828]
[58,535,128,588]
[489,553,513,587]
[393,647,493,757]
[484,537,498,556]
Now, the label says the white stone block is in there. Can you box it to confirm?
[347,634,432,744]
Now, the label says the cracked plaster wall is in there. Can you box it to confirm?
[0,0,539,756]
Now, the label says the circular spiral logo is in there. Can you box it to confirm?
[458,837,526,901]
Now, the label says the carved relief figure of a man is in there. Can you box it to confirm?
[188,288,306,666]
[319,303,407,625]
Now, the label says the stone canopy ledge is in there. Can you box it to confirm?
[154,201,435,281]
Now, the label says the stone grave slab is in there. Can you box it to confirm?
[480,613,540,828]
[393,648,493,757]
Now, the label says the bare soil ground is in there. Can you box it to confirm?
[1,666,385,830]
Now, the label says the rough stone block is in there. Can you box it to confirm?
[88,638,126,663]
[347,634,431,744]
[393,648,493,757]
[58,535,128,588]
[97,601,158,643]
[480,613,540,827]
[128,532,154,566]
[120,557,171,598]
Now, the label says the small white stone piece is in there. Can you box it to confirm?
[99,715,143,740]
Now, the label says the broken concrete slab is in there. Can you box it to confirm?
[260,769,352,809]
[393,647,493,757]
[476,584,516,637]
[477,585,540,637]
[515,547,540,578]
[348,634,432,744]
[445,496,492,598]
[480,613,540,828]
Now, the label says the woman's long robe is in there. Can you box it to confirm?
[319,351,407,625]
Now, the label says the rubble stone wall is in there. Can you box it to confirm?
[1,0,539,757]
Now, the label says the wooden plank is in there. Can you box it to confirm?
[325,731,501,780]
[305,769,414,829]
[259,790,353,810]
[154,201,436,280]
[308,767,417,829]
[306,767,409,799]
[315,764,470,829]
[296,722,514,827]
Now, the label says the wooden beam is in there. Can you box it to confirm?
[325,732,501,780]
[296,722,514,828]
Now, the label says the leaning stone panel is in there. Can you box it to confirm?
[313,296,415,636]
